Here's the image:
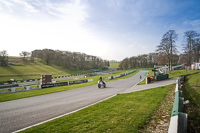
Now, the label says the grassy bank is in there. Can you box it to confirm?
[0,61,94,83]
[182,72,200,132]
[0,69,138,102]
[109,62,119,69]
[0,59,119,83]
[21,84,173,133]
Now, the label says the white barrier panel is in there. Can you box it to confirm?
[88,79,93,82]
[146,77,148,84]
[175,82,179,92]
[26,86,30,90]
[168,115,178,133]
[11,87,16,92]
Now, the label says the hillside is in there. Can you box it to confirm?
[109,62,119,69]
[0,57,91,83]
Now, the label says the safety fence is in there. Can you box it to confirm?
[0,79,93,94]
[168,76,187,133]
[40,79,93,89]
[108,70,136,80]
[1,69,116,85]
[2,73,89,85]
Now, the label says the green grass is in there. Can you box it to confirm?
[109,62,119,68]
[182,72,200,132]
[21,84,173,133]
[168,69,199,78]
[0,58,93,83]
[0,69,138,102]
[0,62,70,82]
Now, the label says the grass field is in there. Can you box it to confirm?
[109,62,119,69]
[0,62,92,83]
[182,72,200,132]
[21,84,174,133]
[0,58,119,83]
[0,69,138,102]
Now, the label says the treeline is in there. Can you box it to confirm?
[31,49,110,70]
[0,49,110,70]
[119,30,200,70]
[119,53,179,69]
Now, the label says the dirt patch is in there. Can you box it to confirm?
[139,85,175,133]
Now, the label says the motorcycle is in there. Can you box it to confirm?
[98,80,106,88]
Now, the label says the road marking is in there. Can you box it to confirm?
[14,94,117,133]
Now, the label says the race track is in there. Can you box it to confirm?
[0,71,147,133]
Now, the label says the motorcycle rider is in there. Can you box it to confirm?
[99,76,105,85]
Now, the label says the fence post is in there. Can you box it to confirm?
[11,87,16,92]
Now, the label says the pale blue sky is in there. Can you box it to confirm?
[0,0,200,61]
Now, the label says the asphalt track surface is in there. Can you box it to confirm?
[0,71,147,133]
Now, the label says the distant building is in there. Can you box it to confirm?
[191,62,200,70]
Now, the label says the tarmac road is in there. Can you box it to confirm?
[0,71,147,133]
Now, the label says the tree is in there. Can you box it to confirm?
[183,30,200,65]
[193,37,200,62]
[19,51,31,62]
[31,49,109,70]
[119,58,129,70]
[0,50,8,67]
[156,30,178,71]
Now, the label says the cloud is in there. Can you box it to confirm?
[183,19,200,31]
[0,0,13,7]
[12,0,39,13]
[185,19,200,27]
[0,0,88,22]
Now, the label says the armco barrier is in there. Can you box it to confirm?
[168,76,187,133]
[41,79,90,89]
[108,70,136,80]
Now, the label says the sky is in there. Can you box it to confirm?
[0,0,200,61]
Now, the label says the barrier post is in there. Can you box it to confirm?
[26,86,30,90]
[11,87,16,92]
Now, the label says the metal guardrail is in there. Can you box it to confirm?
[2,69,116,85]
[168,76,187,133]
[0,79,94,94]
[108,70,136,80]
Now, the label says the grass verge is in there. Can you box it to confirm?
[21,84,174,133]
[0,69,138,102]
[139,84,175,133]
[182,72,200,133]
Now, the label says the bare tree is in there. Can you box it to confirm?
[19,51,31,62]
[193,38,200,62]
[156,30,178,71]
[183,30,200,65]
[0,50,8,67]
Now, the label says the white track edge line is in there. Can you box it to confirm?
[13,94,117,133]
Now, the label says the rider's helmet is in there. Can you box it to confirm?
[99,77,102,80]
